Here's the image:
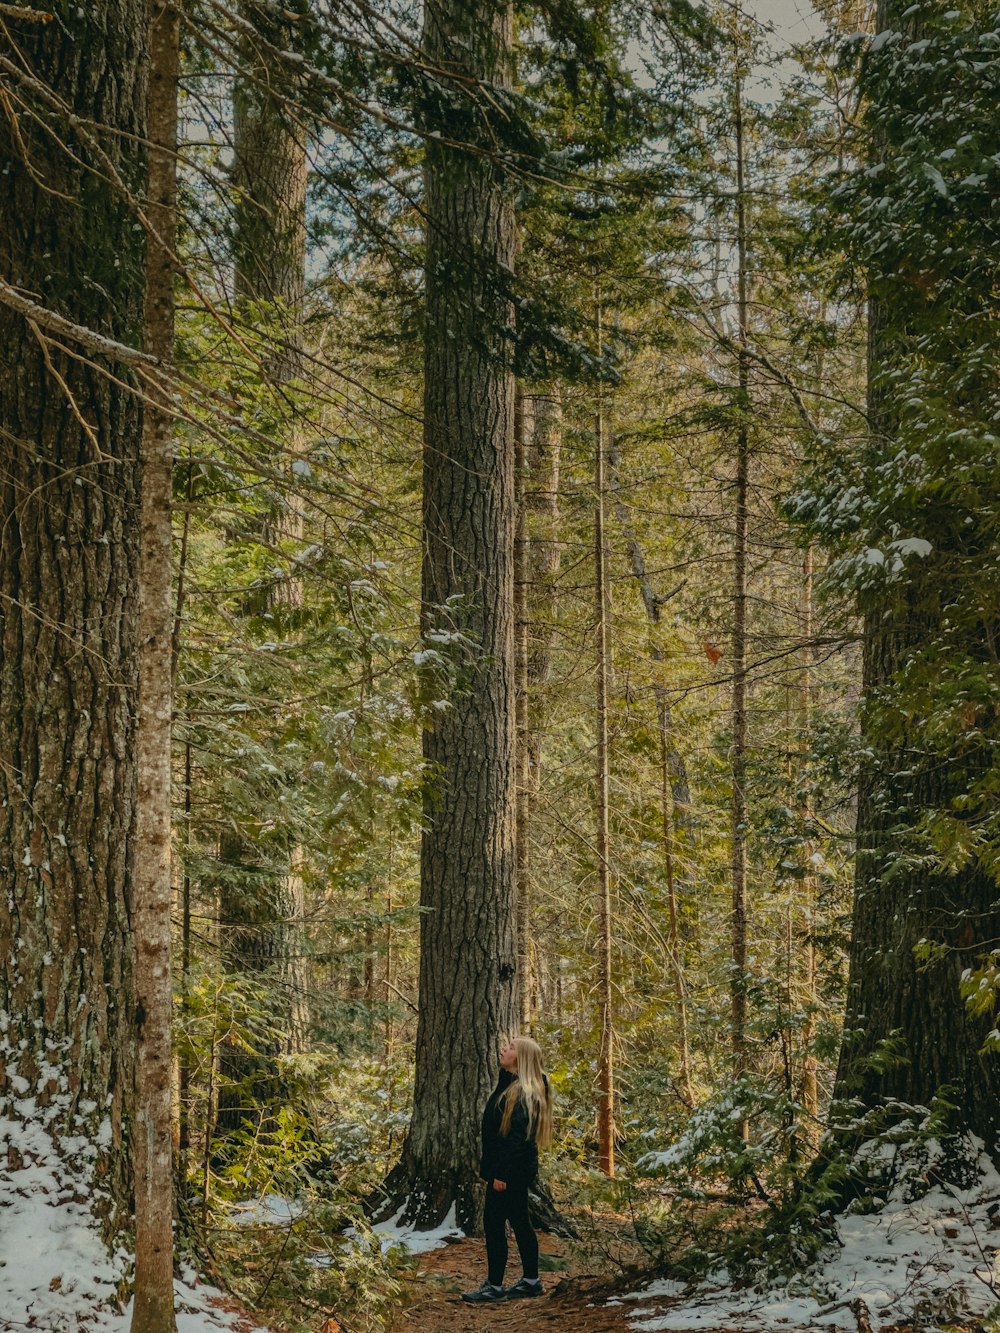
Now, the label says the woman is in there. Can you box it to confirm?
[462,1035,553,1304]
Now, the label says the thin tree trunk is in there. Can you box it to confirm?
[131,3,179,1328]
[214,0,310,1142]
[607,437,694,1107]
[594,301,615,1178]
[730,61,751,1082]
[799,545,819,1128]
[178,740,193,1184]
[515,389,533,1030]
[384,0,519,1231]
[513,386,563,1029]
[513,388,564,1028]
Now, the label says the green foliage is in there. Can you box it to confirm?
[791,4,1000,760]
[630,1080,979,1288]
[181,1048,418,1331]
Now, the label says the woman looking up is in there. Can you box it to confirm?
[462,1035,553,1304]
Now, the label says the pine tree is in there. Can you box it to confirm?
[384,0,520,1229]
[0,0,147,1210]
[820,0,1000,1153]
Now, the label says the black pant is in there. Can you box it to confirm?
[484,1180,538,1286]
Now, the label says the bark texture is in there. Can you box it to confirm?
[387,0,519,1230]
[131,4,179,1328]
[0,0,146,1202]
[833,0,1000,1154]
[231,1,307,378]
[835,578,1000,1149]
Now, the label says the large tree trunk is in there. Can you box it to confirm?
[131,3,179,1329]
[385,0,519,1231]
[231,1,307,372]
[0,0,146,1210]
[835,588,1000,1149]
[832,0,1000,1154]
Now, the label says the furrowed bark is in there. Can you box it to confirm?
[384,0,519,1230]
[832,0,1000,1155]
[0,0,146,1214]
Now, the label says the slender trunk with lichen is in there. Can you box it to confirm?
[131,3,179,1329]
[730,60,750,1084]
[798,546,819,1130]
[515,388,563,1030]
[594,309,615,1179]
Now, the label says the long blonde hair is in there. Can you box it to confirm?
[499,1035,553,1149]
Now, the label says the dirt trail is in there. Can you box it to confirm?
[388,1231,635,1333]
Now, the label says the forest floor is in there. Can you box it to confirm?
[382,1184,1000,1333]
[387,1222,635,1333]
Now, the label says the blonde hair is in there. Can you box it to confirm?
[499,1035,553,1149]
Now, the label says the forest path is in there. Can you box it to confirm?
[387,1229,634,1333]
[380,1226,810,1333]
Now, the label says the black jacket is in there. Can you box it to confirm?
[479,1069,545,1187]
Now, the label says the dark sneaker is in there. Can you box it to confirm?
[504,1278,544,1299]
[461,1282,507,1304]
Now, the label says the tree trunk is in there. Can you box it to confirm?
[833,0,1000,1155]
[798,545,819,1130]
[231,1,307,377]
[515,390,532,1031]
[607,436,694,1107]
[730,62,750,1083]
[515,387,563,1030]
[594,305,615,1178]
[835,596,1000,1148]
[385,0,519,1231]
[0,0,146,1214]
[130,3,179,1328]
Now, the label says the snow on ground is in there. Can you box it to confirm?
[350,1203,464,1255]
[0,1111,275,1332]
[618,1145,1000,1332]
[228,1194,302,1229]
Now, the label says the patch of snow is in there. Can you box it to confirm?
[227,1193,302,1228]
[624,1141,1000,1332]
[0,1112,275,1332]
[607,1278,687,1305]
[351,1203,464,1255]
